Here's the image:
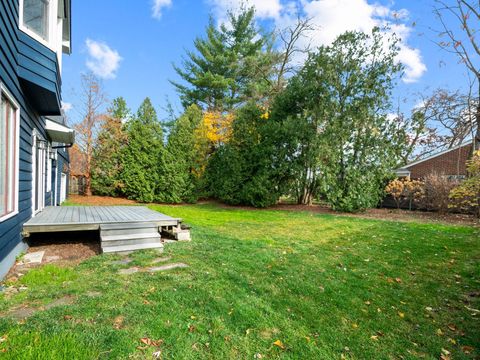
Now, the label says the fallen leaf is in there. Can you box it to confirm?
[273,340,286,350]
[370,335,379,341]
[254,353,263,359]
[188,324,196,333]
[63,315,73,320]
[113,316,124,330]
[436,329,444,336]
[447,324,457,331]
[140,338,152,346]
[461,345,474,354]
[398,312,405,318]
[395,278,402,283]
[139,338,163,347]
[352,323,359,329]
[364,301,371,305]
[441,348,451,359]
[152,350,161,359]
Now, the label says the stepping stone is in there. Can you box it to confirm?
[147,263,189,272]
[151,257,171,264]
[44,296,75,309]
[111,259,132,265]
[118,267,139,275]
[23,251,45,264]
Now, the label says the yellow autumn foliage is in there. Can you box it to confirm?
[191,111,235,178]
[201,111,234,146]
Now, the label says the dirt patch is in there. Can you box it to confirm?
[69,195,138,206]
[2,295,76,320]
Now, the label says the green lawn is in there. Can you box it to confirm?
[0,204,479,359]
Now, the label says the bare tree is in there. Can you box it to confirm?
[433,0,480,149]
[273,16,314,94]
[416,86,477,147]
[74,72,108,196]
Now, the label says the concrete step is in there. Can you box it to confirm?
[102,241,164,254]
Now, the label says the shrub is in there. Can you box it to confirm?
[420,173,458,213]
[385,178,424,210]
[449,150,480,217]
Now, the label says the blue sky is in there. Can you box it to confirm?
[61,0,473,123]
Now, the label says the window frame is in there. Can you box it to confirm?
[18,0,59,52]
[0,84,20,223]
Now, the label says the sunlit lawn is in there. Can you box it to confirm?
[0,203,478,359]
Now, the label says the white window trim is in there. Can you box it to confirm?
[46,144,52,193]
[18,0,60,54]
[0,84,20,223]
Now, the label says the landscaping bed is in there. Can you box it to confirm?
[0,203,478,359]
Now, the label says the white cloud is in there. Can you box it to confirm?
[61,101,72,112]
[152,0,172,19]
[300,0,426,83]
[85,39,122,79]
[207,0,427,83]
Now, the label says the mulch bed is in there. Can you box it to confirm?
[69,195,479,227]
[69,195,137,206]
[4,233,101,282]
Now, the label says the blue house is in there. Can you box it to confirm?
[0,0,74,278]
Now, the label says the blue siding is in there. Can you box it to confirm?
[0,0,68,278]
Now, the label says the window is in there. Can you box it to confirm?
[0,90,19,221]
[22,0,50,41]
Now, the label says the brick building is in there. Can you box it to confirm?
[395,139,474,180]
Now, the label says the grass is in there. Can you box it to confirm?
[0,203,479,359]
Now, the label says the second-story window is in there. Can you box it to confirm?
[22,0,50,41]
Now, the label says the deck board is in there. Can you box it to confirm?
[23,206,180,234]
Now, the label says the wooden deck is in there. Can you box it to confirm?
[23,206,181,235]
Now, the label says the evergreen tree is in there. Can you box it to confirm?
[171,7,276,112]
[206,103,286,207]
[120,98,164,202]
[158,105,203,203]
[91,97,129,196]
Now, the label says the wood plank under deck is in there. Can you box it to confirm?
[23,206,181,234]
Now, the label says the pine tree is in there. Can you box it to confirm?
[158,105,203,203]
[91,97,129,196]
[120,98,164,202]
[171,7,276,112]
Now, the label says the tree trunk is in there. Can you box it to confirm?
[475,99,480,151]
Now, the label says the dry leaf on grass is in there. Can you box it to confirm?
[461,345,474,354]
[113,316,124,330]
[273,340,286,350]
[139,338,163,347]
